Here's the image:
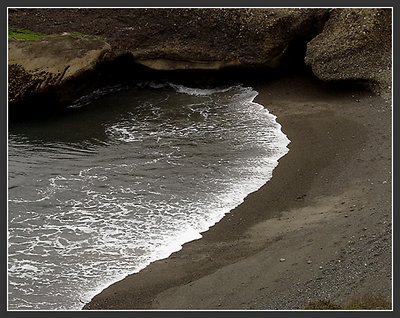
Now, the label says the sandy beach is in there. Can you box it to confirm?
[83,72,392,310]
[7,8,393,311]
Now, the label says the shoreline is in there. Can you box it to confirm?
[84,73,392,310]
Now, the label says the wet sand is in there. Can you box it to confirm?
[84,73,392,310]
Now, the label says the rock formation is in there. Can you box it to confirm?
[8,33,110,105]
[305,8,392,97]
[7,8,392,109]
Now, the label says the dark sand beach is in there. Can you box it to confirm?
[84,73,392,310]
[7,8,392,310]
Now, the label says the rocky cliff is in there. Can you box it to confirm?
[8,8,392,109]
[305,8,392,98]
[9,33,110,105]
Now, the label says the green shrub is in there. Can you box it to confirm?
[9,28,46,41]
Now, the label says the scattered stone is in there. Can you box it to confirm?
[280,258,286,262]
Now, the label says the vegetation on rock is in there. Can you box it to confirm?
[9,28,46,41]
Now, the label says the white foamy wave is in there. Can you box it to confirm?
[105,126,142,143]
[169,83,235,96]
[146,82,169,89]
[67,85,127,109]
[8,83,290,310]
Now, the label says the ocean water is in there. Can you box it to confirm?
[8,83,290,310]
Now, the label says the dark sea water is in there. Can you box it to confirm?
[8,83,290,310]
